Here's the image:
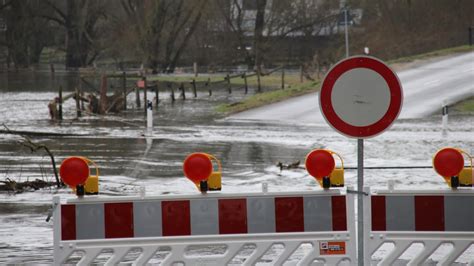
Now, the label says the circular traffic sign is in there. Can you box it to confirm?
[183,153,213,183]
[319,56,403,138]
[59,157,90,187]
[433,148,464,177]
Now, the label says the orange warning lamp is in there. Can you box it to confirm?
[305,149,345,189]
[433,147,473,188]
[60,156,100,196]
[183,153,222,192]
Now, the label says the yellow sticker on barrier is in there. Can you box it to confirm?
[319,241,346,255]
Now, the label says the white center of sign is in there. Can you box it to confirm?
[331,68,391,127]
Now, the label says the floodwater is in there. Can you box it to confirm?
[0,70,473,264]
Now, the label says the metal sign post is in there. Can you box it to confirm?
[318,55,403,265]
[357,138,364,265]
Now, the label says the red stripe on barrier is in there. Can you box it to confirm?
[219,199,247,234]
[275,197,304,232]
[371,196,386,231]
[105,202,134,238]
[61,204,76,240]
[162,200,191,236]
[331,196,347,231]
[415,196,445,231]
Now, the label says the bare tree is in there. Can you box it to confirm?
[41,0,108,68]
[118,0,207,73]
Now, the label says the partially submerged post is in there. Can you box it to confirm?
[226,74,231,94]
[180,82,186,100]
[143,77,148,114]
[155,82,159,106]
[135,86,141,108]
[75,88,81,118]
[169,83,175,102]
[58,86,63,120]
[191,79,197,97]
[146,100,153,136]
[99,74,108,114]
[207,77,212,96]
[122,72,127,110]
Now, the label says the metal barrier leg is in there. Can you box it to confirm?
[407,242,440,266]
[243,242,272,266]
[439,241,471,266]
[379,240,411,265]
[273,242,300,265]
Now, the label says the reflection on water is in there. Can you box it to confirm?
[0,71,473,263]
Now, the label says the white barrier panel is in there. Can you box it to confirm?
[53,190,356,265]
[364,188,474,265]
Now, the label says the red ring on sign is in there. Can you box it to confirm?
[319,56,403,138]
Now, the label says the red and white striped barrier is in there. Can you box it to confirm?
[53,190,356,265]
[364,188,474,265]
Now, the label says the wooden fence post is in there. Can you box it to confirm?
[180,82,186,100]
[143,77,148,114]
[155,83,159,106]
[226,74,232,94]
[75,87,81,118]
[300,65,304,83]
[243,73,248,94]
[135,87,141,108]
[169,83,175,102]
[192,79,197,97]
[58,86,63,120]
[122,71,127,110]
[257,70,262,93]
[207,77,212,96]
[281,67,285,89]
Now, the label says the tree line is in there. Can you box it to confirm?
[0,0,472,73]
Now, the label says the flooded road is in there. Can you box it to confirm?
[0,71,473,264]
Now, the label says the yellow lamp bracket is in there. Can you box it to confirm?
[441,149,473,188]
[70,156,100,195]
[195,153,222,192]
[314,150,345,189]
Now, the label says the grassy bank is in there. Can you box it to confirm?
[216,80,320,113]
[388,45,473,65]
[452,96,474,113]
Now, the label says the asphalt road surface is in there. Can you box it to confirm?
[229,52,474,124]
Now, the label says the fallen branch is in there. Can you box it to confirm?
[2,124,62,188]
[0,178,58,193]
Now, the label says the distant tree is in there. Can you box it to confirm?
[0,0,52,68]
[41,0,108,68]
[353,0,474,59]
[215,0,339,69]
[118,0,207,73]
